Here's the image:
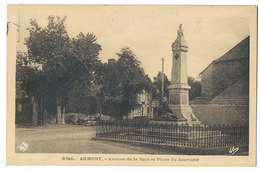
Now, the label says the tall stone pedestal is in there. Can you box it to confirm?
[168,84,200,125]
[167,24,200,125]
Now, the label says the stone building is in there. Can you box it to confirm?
[127,90,153,119]
[199,36,249,104]
[191,36,249,125]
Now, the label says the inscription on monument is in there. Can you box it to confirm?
[170,94,179,105]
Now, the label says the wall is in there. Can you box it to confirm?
[212,58,249,97]
[200,65,213,98]
[191,104,249,125]
[210,75,249,105]
[200,36,249,99]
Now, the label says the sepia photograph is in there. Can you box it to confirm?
[6,5,257,166]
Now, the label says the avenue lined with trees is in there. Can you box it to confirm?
[16,16,201,125]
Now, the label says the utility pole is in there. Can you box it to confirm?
[161,57,165,101]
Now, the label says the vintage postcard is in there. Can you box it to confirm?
[6,5,257,166]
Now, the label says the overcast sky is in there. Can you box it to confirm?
[15,5,250,80]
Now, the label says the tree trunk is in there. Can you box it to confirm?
[31,96,38,126]
[61,107,65,124]
[56,96,62,124]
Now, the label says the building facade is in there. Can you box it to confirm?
[127,90,153,119]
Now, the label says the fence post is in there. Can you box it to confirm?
[223,124,226,148]
[203,125,206,149]
[199,125,201,148]
[206,125,209,149]
[151,123,153,143]
[96,121,98,138]
[189,125,191,148]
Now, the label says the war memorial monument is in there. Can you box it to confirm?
[167,24,201,125]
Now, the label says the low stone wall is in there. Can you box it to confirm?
[191,104,249,125]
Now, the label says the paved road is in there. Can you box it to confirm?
[15,125,176,154]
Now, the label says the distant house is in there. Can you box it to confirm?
[191,36,249,125]
[151,99,159,117]
[127,90,153,119]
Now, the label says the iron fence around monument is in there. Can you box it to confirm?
[95,120,249,149]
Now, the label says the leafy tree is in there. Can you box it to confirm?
[16,52,44,125]
[66,33,102,114]
[151,72,171,117]
[70,33,102,85]
[151,72,170,101]
[188,76,201,100]
[101,47,151,118]
[19,16,102,124]
[66,83,102,114]
[25,16,72,123]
